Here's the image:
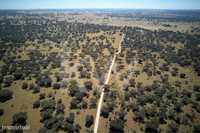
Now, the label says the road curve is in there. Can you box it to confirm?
[94,34,124,133]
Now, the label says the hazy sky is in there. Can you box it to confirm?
[0,0,200,10]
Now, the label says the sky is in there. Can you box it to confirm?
[0,0,200,10]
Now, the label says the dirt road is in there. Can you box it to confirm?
[93,34,124,133]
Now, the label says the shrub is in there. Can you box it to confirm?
[0,89,13,102]
[32,85,40,94]
[165,121,178,133]
[68,80,80,96]
[66,112,75,124]
[89,98,97,109]
[109,118,124,133]
[41,110,53,122]
[101,106,110,118]
[180,73,186,79]
[3,75,13,87]
[12,112,28,126]
[70,98,81,109]
[36,75,52,87]
[56,103,65,114]
[82,100,88,109]
[145,118,159,133]
[63,122,74,132]
[22,82,28,90]
[0,108,4,116]
[85,115,94,128]
[39,93,46,100]
[193,123,200,133]
[53,83,61,90]
[33,100,40,108]
[41,99,56,111]
[84,81,93,91]
[14,71,24,80]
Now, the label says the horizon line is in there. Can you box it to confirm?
[0,8,200,11]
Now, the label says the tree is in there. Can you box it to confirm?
[14,71,24,80]
[66,112,75,124]
[63,122,75,132]
[41,110,53,122]
[53,83,61,89]
[193,123,200,133]
[36,75,52,87]
[89,98,97,109]
[166,121,178,133]
[145,118,159,133]
[56,103,65,114]
[41,99,56,111]
[22,82,28,90]
[43,117,59,130]
[129,78,136,87]
[101,106,110,118]
[180,73,186,79]
[84,81,93,91]
[68,80,80,97]
[39,93,46,100]
[0,108,4,116]
[134,108,145,123]
[0,89,13,102]
[33,100,40,108]
[12,112,28,126]
[3,75,13,87]
[109,118,124,133]
[85,115,94,128]
[32,85,40,94]
[82,100,88,109]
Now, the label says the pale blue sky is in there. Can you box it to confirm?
[0,0,200,9]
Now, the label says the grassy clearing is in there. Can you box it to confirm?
[0,81,41,132]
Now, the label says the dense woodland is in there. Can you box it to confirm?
[0,13,200,133]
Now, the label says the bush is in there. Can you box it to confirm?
[109,118,124,133]
[41,110,53,122]
[0,108,4,116]
[63,122,74,132]
[12,112,28,126]
[32,85,40,94]
[70,98,81,109]
[0,89,13,102]
[56,103,65,114]
[22,82,28,90]
[82,100,88,109]
[41,99,56,111]
[66,112,75,124]
[84,81,93,90]
[195,92,200,101]
[68,80,80,96]
[14,71,24,80]
[33,100,40,108]
[29,83,35,90]
[53,83,61,90]
[180,73,186,78]
[145,118,159,133]
[166,121,178,133]
[193,123,200,133]
[85,115,94,128]
[89,98,97,109]
[101,106,110,118]
[36,75,52,87]
[39,93,46,100]
[129,78,136,87]
[3,75,13,87]
[43,117,57,129]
